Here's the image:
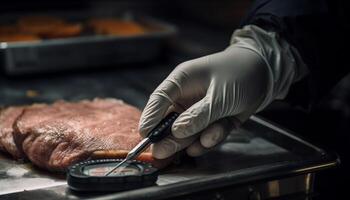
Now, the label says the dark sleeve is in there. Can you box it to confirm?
[240,0,349,109]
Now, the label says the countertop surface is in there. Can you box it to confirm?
[0,116,329,199]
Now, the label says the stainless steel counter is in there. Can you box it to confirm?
[0,116,338,200]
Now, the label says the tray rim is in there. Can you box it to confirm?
[0,15,177,49]
[90,115,340,200]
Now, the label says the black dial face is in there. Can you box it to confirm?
[83,162,142,176]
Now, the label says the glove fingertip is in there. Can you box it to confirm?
[171,124,187,139]
[171,113,194,139]
[139,93,173,137]
[138,116,155,138]
[138,126,150,138]
[200,123,225,148]
[152,146,172,159]
[151,139,177,159]
[186,141,206,157]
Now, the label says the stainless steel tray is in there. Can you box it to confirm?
[0,115,339,200]
[0,14,177,75]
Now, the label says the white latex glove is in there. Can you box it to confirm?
[139,25,308,159]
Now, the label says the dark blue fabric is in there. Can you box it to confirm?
[240,0,328,23]
[240,0,349,108]
[241,2,350,197]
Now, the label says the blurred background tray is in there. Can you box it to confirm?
[0,13,176,75]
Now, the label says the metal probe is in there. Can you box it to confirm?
[105,112,179,176]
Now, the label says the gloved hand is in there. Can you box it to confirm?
[139,25,307,159]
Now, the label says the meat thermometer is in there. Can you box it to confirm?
[67,112,179,192]
[105,112,179,176]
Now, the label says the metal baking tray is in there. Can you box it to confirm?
[0,115,339,200]
[0,14,177,75]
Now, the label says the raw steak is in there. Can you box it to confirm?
[13,98,144,171]
[0,106,25,158]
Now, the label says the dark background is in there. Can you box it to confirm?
[1,0,349,199]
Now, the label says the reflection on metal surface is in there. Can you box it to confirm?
[246,175,314,199]
[305,173,313,193]
[250,115,323,152]
[249,187,262,200]
[294,162,338,174]
[0,154,66,195]
[268,180,280,197]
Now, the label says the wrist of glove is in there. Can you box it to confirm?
[139,25,308,159]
